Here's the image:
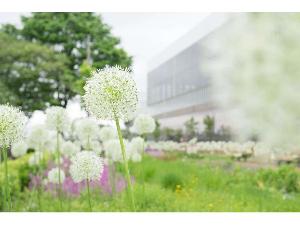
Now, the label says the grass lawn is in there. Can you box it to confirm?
[3,153,300,212]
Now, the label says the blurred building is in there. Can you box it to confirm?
[146,14,230,128]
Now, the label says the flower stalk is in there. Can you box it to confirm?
[56,131,63,211]
[114,115,136,211]
[86,179,92,211]
[2,146,11,211]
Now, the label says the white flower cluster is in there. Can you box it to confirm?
[185,141,256,157]
[62,140,80,157]
[44,133,64,153]
[75,118,100,144]
[83,66,138,121]
[11,140,28,158]
[99,126,116,142]
[148,141,181,152]
[70,151,104,182]
[104,137,144,162]
[132,114,156,135]
[129,137,144,154]
[27,125,52,152]
[46,106,70,133]
[104,139,129,162]
[128,137,144,162]
[147,140,270,159]
[0,104,27,147]
[48,167,66,184]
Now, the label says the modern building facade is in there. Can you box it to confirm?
[146,13,231,128]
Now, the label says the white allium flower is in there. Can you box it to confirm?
[104,139,130,162]
[44,132,63,153]
[48,167,66,184]
[99,126,116,142]
[11,140,28,158]
[62,141,80,157]
[131,152,142,162]
[129,137,144,154]
[70,151,104,182]
[75,118,100,142]
[45,106,70,133]
[27,125,51,152]
[80,138,102,152]
[28,152,43,166]
[91,141,103,155]
[132,114,156,135]
[83,66,138,121]
[0,104,27,147]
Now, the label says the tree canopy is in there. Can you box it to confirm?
[1,12,132,112]
[0,32,72,113]
[20,13,132,94]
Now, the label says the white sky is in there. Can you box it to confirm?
[0,12,209,125]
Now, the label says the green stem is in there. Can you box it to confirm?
[87,134,91,151]
[86,179,92,212]
[37,145,43,211]
[37,182,42,211]
[109,160,116,197]
[1,148,7,211]
[141,135,146,194]
[3,146,11,211]
[56,131,63,211]
[114,116,136,211]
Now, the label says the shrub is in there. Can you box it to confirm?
[255,165,300,193]
[0,154,33,210]
[161,173,183,191]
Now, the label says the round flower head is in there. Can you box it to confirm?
[44,132,63,153]
[48,167,66,184]
[27,124,51,152]
[62,141,80,157]
[28,152,43,166]
[11,140,28,158]
[46,106,70,133]
[70,151,104,182]
[0,104,27,147]
[99,126,116,142]
[75,118,100,142]
[131,152,142,162]
[79,138,101,152]
[104,139,130,162]
[129,137,144,154]
[132,114,156,135]
[83,66,138,121]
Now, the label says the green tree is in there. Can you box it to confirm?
[152,120,161,141]
[20,13,132,94]
[203,115,215,140]
[184,117,198,141]
[0,32,72,113]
